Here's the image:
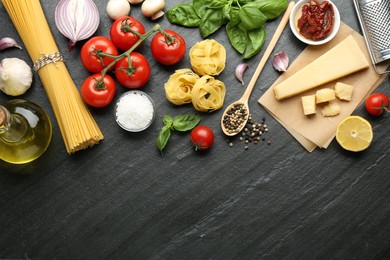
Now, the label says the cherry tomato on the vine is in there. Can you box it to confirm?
[110,16,145,51]
[80,36,118,73]
[115,52,151,89]
[190,125,214,151]
[81,74,116,108]
[365,92,389,116]
[150,29,186,65]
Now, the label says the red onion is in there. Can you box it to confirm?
[55,0,100,51]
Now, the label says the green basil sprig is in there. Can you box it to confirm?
[156,114,201,154]
[166,0,288,59]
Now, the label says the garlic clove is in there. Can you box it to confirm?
[235,63,248,85]
[272,51,289,72]
[0,37,22,52]
[0,58,33,96]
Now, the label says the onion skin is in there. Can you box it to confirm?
[55,0,100,51]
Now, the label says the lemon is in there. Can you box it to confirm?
[336,116,373,152]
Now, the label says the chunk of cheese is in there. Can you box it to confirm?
[301,95,316,115]
[335,82,354,101]
[321,102,340,117]
[274,35,369,100]
[316,88,336,103]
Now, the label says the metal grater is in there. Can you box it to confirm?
[353,0,390,74]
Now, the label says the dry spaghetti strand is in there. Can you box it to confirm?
[2,0,103,154]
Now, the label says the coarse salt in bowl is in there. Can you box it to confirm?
[289,0,340,45]
[115,90,155,132]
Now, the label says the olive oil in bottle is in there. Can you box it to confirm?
[0,99,52,164]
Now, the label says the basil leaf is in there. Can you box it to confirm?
[166,3,201,27]
[156,125,171,154]
[239,5,267,30]
[200,9,224,38]
[226,22,246,54]
[228,7,240,26]
[243,27,266,59]
[252,0,288,20]
[193,0,209,17]
[204,0,229,9]
[163,114,173,127]
[173,114,201,132]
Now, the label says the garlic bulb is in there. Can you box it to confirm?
[0,58,33,96]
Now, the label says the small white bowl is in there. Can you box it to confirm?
[289,0,340,45]
[115,90,155,132]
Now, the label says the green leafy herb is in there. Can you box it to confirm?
[156,113,201,155]
[166,0,288,59]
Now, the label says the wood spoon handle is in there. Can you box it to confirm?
[241,1,295,102]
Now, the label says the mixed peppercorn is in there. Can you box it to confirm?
[226,114,271,150]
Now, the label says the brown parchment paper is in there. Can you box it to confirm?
[258,22,388,152]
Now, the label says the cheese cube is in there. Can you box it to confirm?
[321,102,340,117]
[335,82,354,101]
[301,95,316,115]
[273,35,369,100]
[316,88,336,103]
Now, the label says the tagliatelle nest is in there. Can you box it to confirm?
[164,68,200,105]
[191,75,226,112]
[189,39,226,76]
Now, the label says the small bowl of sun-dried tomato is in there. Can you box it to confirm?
[290,0,340,45]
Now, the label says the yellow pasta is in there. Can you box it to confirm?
[2,0,103,154]
[189,39,226,76]
[164,69,200,105]
[191,75,226,112]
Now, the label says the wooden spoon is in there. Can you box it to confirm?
[221,1,295,136]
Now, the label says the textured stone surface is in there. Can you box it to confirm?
[0,0,390,258]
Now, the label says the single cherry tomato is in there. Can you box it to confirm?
[190,125,214,151]
[110,16,145,51]
[365,92,389,116]
[81,74,116,108]
[114,52,150,89]
[150,29,186,65]
[80,36,118,73]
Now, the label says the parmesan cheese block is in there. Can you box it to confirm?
[273,35,369,100]
[335,82,354,101]
[316,88,336,103]
[301,95,316,115]
[321,102,340,117]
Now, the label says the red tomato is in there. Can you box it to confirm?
[365,92,389,116]
[150,30,186,65]
[190,126,214,151]
[81,74,116,108]
[115,52,151,89]
[80,36,118,73]
[110,16,145,51]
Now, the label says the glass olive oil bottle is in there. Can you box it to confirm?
[0,99,52,164]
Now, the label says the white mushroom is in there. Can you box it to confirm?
[128,0,144,4]
[106,0,131,20]
[141,0,165,20]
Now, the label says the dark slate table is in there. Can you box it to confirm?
[1,0,389,259]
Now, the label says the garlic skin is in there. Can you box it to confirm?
[107,0,131,20]
[0,58,33,96]
[272,51,289,72]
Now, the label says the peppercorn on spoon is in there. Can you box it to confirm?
[221,1,295,136]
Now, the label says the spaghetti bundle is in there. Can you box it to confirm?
[2,0,103,153]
